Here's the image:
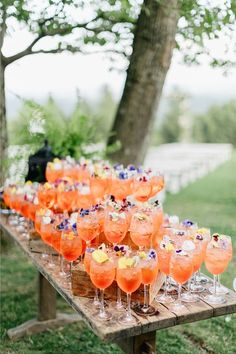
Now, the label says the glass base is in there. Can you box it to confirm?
[155,293,174,303]
[181,292,199,303]
[190,283,205,293]
[94,310,113,321]
[203,294,226,305]
[118,312,138,325]
[86,298,101,309]
[209,285,229,295]
[134,304,156,316]
[110,301,125,311]
[196,274,208,284]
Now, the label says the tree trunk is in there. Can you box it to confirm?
[0,59,7,186]
[107,0,180,165]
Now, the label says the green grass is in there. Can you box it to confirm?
[1,153,236,354]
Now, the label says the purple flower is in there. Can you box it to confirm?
[148,249,157,259]
[114,245,120,252]
[72,223,77,232]
[176,249,182,253]
[127,165,136,171]
[119,171,128,180]
[196,234,203,241]
[80,208,90,217]
[182,219,194,227]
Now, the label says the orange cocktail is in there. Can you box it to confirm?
[131,175,152,202]
[116,256,142,324]
[104,209,129,245]
[77,210,100,245]
[38,183,56,209]
[129,211,154,249]
[204,235,232,304]
[138,250,158,315]
[60,230,83,262]
[170,250,193,311]
[90,251,116,321]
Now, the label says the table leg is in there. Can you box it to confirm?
[7,272,81,340]
[116,331,156,354]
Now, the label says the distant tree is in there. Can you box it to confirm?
[108,0,236,165]
[192,100,236,146]
[0,0,137,182]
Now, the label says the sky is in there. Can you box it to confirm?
[3,14,236,119]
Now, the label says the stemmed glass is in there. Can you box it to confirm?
[89,253,116,321]
[156,238,175,303]
[129,209,154,250]
[136,250,158,315]
[116,255,142,325]
[169,249,193,312]
[104,207,129,246]
[60,225,84,288]
[181,240,202,303]
[84,247,100,308]
[204,235,232,304]
[77,208,100,247]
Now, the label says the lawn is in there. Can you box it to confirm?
[1,153,236,354]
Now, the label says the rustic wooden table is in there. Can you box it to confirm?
[1,215,236,354]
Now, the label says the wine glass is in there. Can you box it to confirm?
[136,250,158,315]
[89,254,116,321]
[169,249,193,312]
[76,208,100,247]
[104,207,129,246]
[156,238,175,303]
[116,255,142,325]
[84,247,100,308]
[60,225,84,288]
[129,209,154,250]
[204,235,232,304]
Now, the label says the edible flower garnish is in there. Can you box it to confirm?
[134,212,148,221]
[175,249,187,256]
[182,219,195,227]
[113,245,129,256]
[92,250,109,263]
[148,249,157,260]
[182,240,195,251]
[118,257,135,269]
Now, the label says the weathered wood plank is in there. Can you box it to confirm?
[1,215,236,343]
[38,273,56,321]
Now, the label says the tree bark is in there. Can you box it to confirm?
[107,0,180,165]
[0,57,7,186]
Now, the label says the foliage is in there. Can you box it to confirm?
[152,91,186,145]
[1,1,236,68]
[192,100,236,146]
[8,93,116,159]
[1,153,236,353]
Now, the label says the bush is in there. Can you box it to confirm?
[192,100,236,145]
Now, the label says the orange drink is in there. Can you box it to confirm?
[104,210,129,245]
[116,255,142,325]
[131,175,152,202]
[60,230,83,262]
[89,250,116,321]
[169,249,193,312]
[38,183,56,209]
[149,173,164,197]
[77,210,100,244]
[130,211,154,249]
[204,234,232,304]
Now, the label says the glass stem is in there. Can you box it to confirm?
[127,293,132,318]
[117,286,122,305]
[178,284,182,303]
[213,275,217,296]
[194,272,197,285]
[164,275,168,297]
[217,275,220,288]
[143,284,149,309]
[99,290,105,316]
[187,278,191,293]
[94,288,99,302]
